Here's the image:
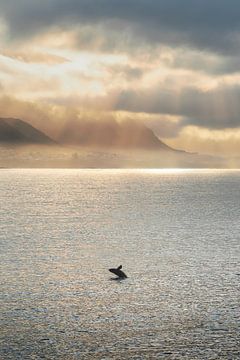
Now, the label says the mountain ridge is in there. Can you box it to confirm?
[57,119,178,151]
[0,118,55,144]
[0,117,179,152]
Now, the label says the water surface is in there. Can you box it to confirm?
[1,169,239,359]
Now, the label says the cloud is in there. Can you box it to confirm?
[1,2,240,77]
[1,0,240,55]
[163,48,240,76]
[2,43,239,133]
[1,50,69,64]
[167,126,240,156]
[1,2,240,160]
[115,84,240,130]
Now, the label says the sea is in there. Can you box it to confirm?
[0,169,239,359]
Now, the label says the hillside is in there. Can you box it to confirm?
[0,118,54,144]
[0,117,181,152]
[58,119,176,151]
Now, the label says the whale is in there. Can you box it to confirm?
[109,265,127,279]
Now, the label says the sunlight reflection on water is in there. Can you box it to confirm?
[0,169,240,359]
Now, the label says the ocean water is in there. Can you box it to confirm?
[0,169,239,360]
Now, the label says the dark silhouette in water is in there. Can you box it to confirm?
[109,265,127,279]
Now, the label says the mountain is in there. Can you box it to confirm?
[0,118,54,144]
[58,119,176,151]
[0,117,179,152]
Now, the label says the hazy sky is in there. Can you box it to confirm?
[0,0,240,155]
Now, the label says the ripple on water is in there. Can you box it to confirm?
[0,169,240,359]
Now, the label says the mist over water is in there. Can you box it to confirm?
[1,169,240,359]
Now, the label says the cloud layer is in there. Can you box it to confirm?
[0,1,240,157]
[1,0,240,54]
[116,84,240,129]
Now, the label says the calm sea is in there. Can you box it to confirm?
[0,169,239,359]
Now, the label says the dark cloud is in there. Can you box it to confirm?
[1,0,240,54]
[168,51,240,76]
[115,84,240,130]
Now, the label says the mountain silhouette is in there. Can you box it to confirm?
[0,117,180,152]
[0,118,54,144]
[58,119,176,151]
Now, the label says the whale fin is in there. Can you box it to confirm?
[109,266,127,279]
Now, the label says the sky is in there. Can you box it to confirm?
[0,0,240,156]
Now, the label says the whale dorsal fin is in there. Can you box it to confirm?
[117,265,122,270]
